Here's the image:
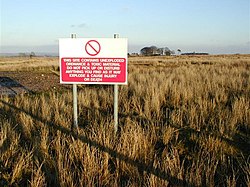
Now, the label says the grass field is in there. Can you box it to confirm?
[0,55,249,186]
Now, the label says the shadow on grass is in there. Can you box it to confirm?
[66,101,250,157]
[120,110,250,157]
[0,99,192,186]
[0,77,33,96]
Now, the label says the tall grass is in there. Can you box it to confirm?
[0,57,58,71]
[0,55,249,186]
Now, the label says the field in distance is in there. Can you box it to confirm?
[0,55,249,186]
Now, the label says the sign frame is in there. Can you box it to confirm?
[59,38,128,85]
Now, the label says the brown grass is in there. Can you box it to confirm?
[0,57,58,71]
[0,54,249,186]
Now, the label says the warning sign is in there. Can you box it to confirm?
[85,40,101,56]
[59,38,127,84]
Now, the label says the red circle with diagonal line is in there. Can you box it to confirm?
[85,40,101,56]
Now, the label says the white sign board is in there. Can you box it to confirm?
[59,38,128,84]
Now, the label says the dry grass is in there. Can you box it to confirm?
[0,54,250,186]
[0,57,58,71]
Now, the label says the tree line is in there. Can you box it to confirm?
[140,46,175,56]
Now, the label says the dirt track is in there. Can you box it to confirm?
[0,71,65,96]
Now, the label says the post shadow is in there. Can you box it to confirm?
[0,99,192,186]
[0,77,33,96]
[64,99,250,157]
[0,100,59,186]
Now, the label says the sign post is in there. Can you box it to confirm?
[113,34,119,133]
[59,35,127,133]
[71,34,78,132]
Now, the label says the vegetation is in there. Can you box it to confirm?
[0,57,58,71]
[140,46,174,56]
[0,55,249,186]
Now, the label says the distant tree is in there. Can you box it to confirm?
[150,46,158,55]
[164,47,171,56]
[30,52,36,58]
[157,48,163,55]
[177,49,181,55]
[165,50,171,56]
[141,46,174,56]
[140,47,151,56]
[141,46,160,56]
[159,47,173,56]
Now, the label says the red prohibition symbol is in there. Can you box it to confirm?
[85,40,101,56]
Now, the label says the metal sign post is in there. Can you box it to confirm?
[114,33,119,133]
[114,84,118,133]
[71,33,78,131]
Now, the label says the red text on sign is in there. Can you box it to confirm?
[61,58,126,83]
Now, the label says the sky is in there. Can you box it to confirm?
[1,0,250,54]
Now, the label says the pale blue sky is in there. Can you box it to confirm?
[1,0,250,54]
